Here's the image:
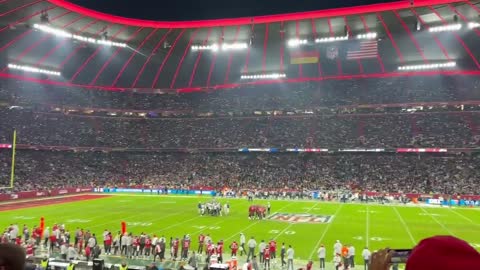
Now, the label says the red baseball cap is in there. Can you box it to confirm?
[406,235,480,270]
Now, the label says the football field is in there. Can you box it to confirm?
[1,194,480,264]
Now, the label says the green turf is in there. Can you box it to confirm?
[2,194,480,264]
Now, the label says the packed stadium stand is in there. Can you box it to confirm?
[0,0,480,197]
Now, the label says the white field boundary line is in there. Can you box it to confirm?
[272,201,321,241]
[447,208,479,225]
[366,205,370,248]
[104,194,480,210]
[308,203,343,259]
[392,207,416,245]
[419,207,457,236]
[223,201,298,242]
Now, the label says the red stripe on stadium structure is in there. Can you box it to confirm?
[393,10,428,63]
[343,16,363,74]
[409,8,451,61]
[66,25,125,80]
[0,6,57,33]
[189,28,212,88]
[35,17,98,66]
[295,20,303,78]
[427,6,480,69]
[310,19,323,76]
[262,23,269,72]
[206,26,224,88]
[224,25,240,84]
[46,0,465,28]
[112,28,159,87]
[376,13,404,63]
[359,15,384,72]
[3,70,480,93]
[2,13,78,73]
[170,29,199,89]
[0,0,43,17]
[88,27,143,85]
[243,23,255,74]
[131,29,172,88]
[151,29,186,88]
[327,17,342,75]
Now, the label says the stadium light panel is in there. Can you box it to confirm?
[221,42,248,51]
[468,22,480,29]
[241,73,286,80]
[8,63,61,76]
[287,39,308,47]
[315,35,349,43]
[356,32,377,39]
[33,24,127,48]
[398,61,456,71]
[428,23,462,32]
[191,42,247,52]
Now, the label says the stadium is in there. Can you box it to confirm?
[1,0,480,269]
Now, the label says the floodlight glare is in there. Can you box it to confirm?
[8,63,61,76]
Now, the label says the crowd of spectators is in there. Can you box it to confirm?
[1,76,480,112]
[1,151,479,195]
[0,76,479,196]
[0,109,477,148]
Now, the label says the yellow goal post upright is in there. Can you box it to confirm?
[0,129,16,190]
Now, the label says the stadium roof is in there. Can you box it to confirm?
[0,0,480,92]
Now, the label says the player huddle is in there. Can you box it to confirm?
[198,200,230,216]
[248,203,270,220]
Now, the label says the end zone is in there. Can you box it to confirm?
[0,194,111,212]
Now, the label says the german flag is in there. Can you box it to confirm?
[290,51,319,65]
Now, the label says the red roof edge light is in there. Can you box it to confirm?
[48,0,464,28]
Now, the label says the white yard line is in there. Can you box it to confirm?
[447,208,478,224]
[308,204,343,259]
[366,205,370,247]
[420,207,456,236]
[392,207,416,245]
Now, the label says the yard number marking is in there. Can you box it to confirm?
[269,230,296,235]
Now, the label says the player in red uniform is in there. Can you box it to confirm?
[182,236,191,259]
[264,247,271,270]
[207,241,214,261]
[198,233,205,254]
[145,237,152,258]
[269,239,277,260]
[173,238,179,260]
[104,232,112,255]
[217,240,224,263]
[133,236,140,258]
[248,206,257,220]
[26,243,35,257]
[230,241,239,257]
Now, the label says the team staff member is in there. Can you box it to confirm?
[280,243,286,267]
[362,247,371,270]
[317,244,326,270]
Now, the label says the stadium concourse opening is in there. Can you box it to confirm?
[1,0,480,270]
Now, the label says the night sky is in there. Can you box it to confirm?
[69,0,394,21]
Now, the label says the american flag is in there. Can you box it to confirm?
[346,40,378,60]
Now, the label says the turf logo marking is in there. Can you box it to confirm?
[268,213,332,224]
